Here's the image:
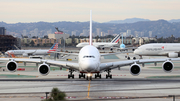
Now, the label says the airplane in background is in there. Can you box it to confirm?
[76,34,120,50]
[134,43,180,58]
[0,11,179,80]
[5,43,58,57]
[116,34,136,51]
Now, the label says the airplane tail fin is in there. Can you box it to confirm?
[48,43,58,53]
[89,10,93,45]
[111,34,120,43]
[7,52,16,58]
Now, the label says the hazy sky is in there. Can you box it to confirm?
[1,0,180,23]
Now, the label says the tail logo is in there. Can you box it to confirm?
[111,34,120,43]
[48,43,58,53]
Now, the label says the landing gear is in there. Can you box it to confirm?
[127,56,130,60]
[95,73,101,79]
[68,69,74,79]
[79,73,85,78]
[86,76,92,80]
[105,69,112,79]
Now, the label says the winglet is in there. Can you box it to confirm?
[89,10,93,45]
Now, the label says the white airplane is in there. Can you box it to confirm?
[0,11,179,80]
[76,34,120,50]
[5,43,58,57]
[134,43,180,58]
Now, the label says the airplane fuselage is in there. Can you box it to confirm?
[134,43,180,56]
[5,50,51,56]
[78,45,100,73]
[76,42,117,48]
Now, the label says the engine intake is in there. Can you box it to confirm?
[162,61,174,73]
[6,61,18,72]
[130,64,141,76]
[38,63,50,76]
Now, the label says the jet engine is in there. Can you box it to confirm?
[162,61,174,73]
[168,53,178,58]
[38,63,50,76]
[130,63,141,76]
[6,61,18,72]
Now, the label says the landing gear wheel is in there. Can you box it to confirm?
[79,73,85,79]
[106,69,112,79]
[68,69,75,79]
[95,73,101,79]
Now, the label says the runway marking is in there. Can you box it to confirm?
[86,80,91,99]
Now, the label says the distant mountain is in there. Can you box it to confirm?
[168,19,180,23]
[2,19,180,38]
[105,18,150,24]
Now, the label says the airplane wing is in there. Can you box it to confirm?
[99,58,180,71]
[55,52,79,56]
[0,58,79,70]
[100,51,133,56]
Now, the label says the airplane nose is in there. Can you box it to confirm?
[134,49,138,55]
[82,60,96,72]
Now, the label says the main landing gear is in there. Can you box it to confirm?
[79,73,85,79]
[105,69,112,79]
[68,69,74,79]
[95,73,101,79]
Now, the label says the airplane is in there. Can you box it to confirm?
[134,43,180,58]
[5,43,58,57]
[0,11,179,80]
[116,34,136,52]
[76,34,120,50]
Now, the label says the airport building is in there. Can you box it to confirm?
[48,33,69,40]
[0,27,6,35]
[0,35,19,52]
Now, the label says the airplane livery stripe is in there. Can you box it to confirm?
[111,35,120,43]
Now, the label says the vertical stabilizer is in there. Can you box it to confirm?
[122,34,123,44]
[111,34,120,43]
[89,10,93,45]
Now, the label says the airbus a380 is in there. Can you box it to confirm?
[5,43,58,57]
[76,34,120,50]
[134,43,180,58]
[0,11,179,80]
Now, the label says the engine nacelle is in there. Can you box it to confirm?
[162,61,174,73]
[168,53,178,58]
[38,63,50,76]
[130,63,141,76]
[6,61,18,72]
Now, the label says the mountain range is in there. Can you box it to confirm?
[105,18,180,23]
[1,18,180,38]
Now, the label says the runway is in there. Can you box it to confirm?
[1,52,180,100]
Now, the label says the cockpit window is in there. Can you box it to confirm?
[83,55,95,58]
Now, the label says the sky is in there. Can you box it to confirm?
[0,0,180,23]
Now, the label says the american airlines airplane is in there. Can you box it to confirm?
[5,43,58,57]
[76,34,120,50]
[0,11,179,80]
[134,43,180,58]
